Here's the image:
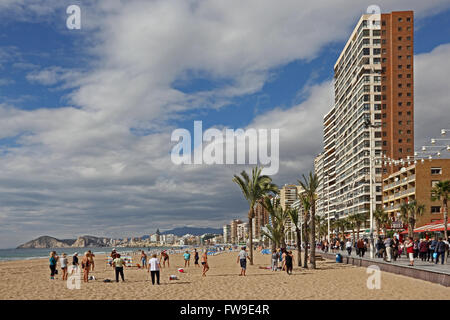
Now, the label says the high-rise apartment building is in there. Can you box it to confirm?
[230,219,243,244]
[223,224,231,243]
[320,11,414,224]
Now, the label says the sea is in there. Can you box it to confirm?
[0,246,183,262]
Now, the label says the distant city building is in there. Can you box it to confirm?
[237,222,248,244]
[223,224,231,243]
[230,219,243,244]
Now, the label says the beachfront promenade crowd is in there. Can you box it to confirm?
[47,245,298,285]
[320,234,450,266]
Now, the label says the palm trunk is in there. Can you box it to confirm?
[408,212,413,239]
[309,200,316,269]
[303,217,308,268]
[444,199,448,241]
[444,199,448,263]
[296,228,302,267]
[248,218,253,265]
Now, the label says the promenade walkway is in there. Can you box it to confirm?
[316,248,450,286]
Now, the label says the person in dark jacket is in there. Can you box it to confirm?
[430,237,438,262]
[435,237,447,265]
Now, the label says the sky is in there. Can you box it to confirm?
[0,0,449,248]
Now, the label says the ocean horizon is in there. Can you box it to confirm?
[0,246,187,262]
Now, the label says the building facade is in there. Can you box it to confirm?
[223,224,231,244]
[230,219,243,244]
[320,10,414,225]
[383,159,450,228]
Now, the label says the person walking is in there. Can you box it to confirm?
[384,237,392,262]
[81,252,91,282]
[357,238,365,257]
[201,250,209,277]
[140,251,148,270]
[419,239,428,261]
[237,246,250,276]
[430,237,438,262]
[112,253,126,282]
[283,251,294,275]
[392,238,399,261]
[183,250,191,267]
[271,249,279,271]
[435,237,447,265]
[147,253,160,285]
[405,237,415,266]
[49,251,58,280]
[194,249,200,267]
[87,250,95,272]
[345,239,352,256]
[60,253,68,281]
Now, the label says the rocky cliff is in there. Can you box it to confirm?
[16,236,76,249]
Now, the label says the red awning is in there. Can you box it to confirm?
[403,220,450,234]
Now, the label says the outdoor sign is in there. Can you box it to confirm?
[391,221,403,229]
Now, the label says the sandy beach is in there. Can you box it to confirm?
[0,250,448,300]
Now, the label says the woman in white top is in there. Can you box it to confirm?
[147,254,160,285]
[60,253,68,281]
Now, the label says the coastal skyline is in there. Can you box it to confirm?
[1,1,450,248]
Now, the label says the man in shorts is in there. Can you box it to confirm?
[237,246,250,276]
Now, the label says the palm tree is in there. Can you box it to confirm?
[233,166,278,265]
[432,180,450,241]
[351,213,367,240]
[287,208,302,266]
[299,193,310,268]
[347,216,356,243]
[298,172,319,269]
[373,208,389,237]
[400,200,425,238]
[261,223,282,251]
[315,215,325,242]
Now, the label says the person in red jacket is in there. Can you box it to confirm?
[405,237,415,266]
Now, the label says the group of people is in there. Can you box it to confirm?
[270,248,294,275]
[49,247,216,285]
[322,234,449,267]
[49,250,95,282]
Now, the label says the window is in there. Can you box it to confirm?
[398,139,402,143]
[398,55,402,59]
[406,17,411,22]
[431,168,442,175]
[373,30,381,36]
[406,36,411,40]
[399,148,403,153]
[407,74,411,78]
[398,46,402,50]
[398,27,402,31]
[382,20,386,26]
[398,17,403,22]
[407,64,411,69]
[398,102,403,106]
[398,65,403,69]
[373,39,381,45]
[431,206,441,214]
[398,36,402,41]
[398,112,402,116]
